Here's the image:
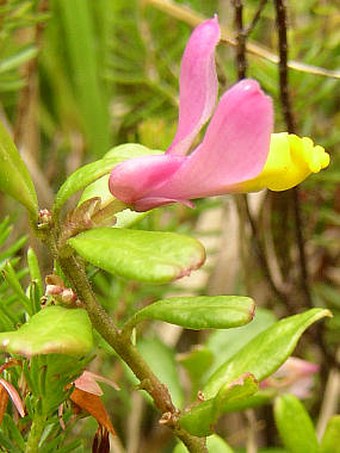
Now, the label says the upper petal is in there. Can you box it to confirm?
[167,17,220,156]
[153,79,273,199]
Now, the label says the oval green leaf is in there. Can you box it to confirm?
[274,394,319,453]
[179,373,258,436]
[54,144,161,213]
[203,308,331,399]
[0,306,93,356]
[68,227,206,284]
[129,296,255,330]
[0,121,38,217]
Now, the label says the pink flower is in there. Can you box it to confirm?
[109,17,273,212]
[260,357,319,399]
[73,370,120,396]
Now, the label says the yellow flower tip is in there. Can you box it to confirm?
[296,136,330,174]
[237,132,330,193]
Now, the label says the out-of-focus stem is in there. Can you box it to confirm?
[232,0,247,79]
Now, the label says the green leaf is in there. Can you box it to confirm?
[2,260,32,314]
[320,415,340,453]
[57,0,111,157]
[2,413,25,451]
[274,394,319,453]
[0,306,93,356]
[0,120,38,217]
[68,227,205,284]
[27,247,43,299]
[203,308,331,399]
[54,144,160,213]
[0,45,38,74]
[173,434,233,453]
[179,373,258,436]
[128,296,255,330]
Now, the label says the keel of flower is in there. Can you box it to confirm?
[238,133,330,192]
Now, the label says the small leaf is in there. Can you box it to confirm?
[179,373,258,436]
[54,144,160,213]
[129,296,255,330]
[0,121,38,217]
[2,260,32,314]
[2,413,25,451]
[274,394,318,453]
[214,373,259,413]
[70,388,115,435]
[27,247,43,297]
[173,434,233,453]
[203,308,331,398]
[320,415,340,453]
[0,306,93,356]
[68,228,205,284]
[206,435,233,453]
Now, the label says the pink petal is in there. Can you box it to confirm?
[0,378,25,417]
[109,154,186,206]
[167,17,220,156]
[140,79,273,204]
[74,371,103,396]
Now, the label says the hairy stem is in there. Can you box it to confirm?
[58,251,207,452]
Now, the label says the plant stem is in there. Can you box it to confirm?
[232,0,247,79]
[58,252,207,452]
[25,414,46,453]
[273,0,313,306]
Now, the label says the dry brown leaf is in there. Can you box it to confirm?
[0,385,9,425]
[70,387,115,435]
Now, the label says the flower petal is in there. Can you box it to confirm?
[167,17,220,156]
[237,133,330,192]
[109,154,186,206]
[147,79,273,202]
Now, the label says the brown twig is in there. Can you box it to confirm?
[273,0,313,306]
[232,0,289,306]
[232,0,247,79]
[274,0,340,373]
